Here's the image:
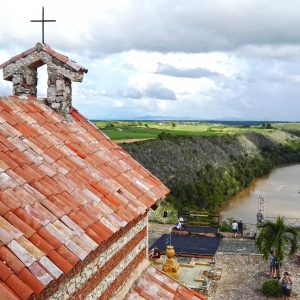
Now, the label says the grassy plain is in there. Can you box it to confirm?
[93,121,264,141]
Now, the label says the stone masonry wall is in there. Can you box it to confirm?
[46,215,147,300]
[12,67,37,96]
[47,65,72,119]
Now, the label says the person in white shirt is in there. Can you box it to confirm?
[232,220,238,238]
[176,221,184,230]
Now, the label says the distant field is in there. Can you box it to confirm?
[93,121,266,141]
[272,123,300,137]
[272,123,300,130]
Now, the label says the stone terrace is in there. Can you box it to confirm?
[149,223,300,300]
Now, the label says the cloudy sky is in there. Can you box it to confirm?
[1,0,300,120]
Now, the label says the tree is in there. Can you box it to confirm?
[256,216,299,265]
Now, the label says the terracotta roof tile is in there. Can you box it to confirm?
[75,210,93,227]
[90,221,113,241]
[0,260,13,281]
[0,135,16,151]
[0,95,169,298]
[29,233,54,255]
[28,111,47,124]
[64,239,88,261]
[78,206,98,222]
[82,203,102,220]
[29,262,53,286]
[52,174,77,193]
[24,205,51,227]
[22,165,43,181]
[0,152,19,170]
[0,216,23,243]
[1,188,27,211]
[96,217,118,233]
[18,236,44,260]
[72,234,97,253]
[0,110,19,125]
[116,207,135,223]
[61,215,84,237]
[0,245,25,273]
[0,122,22,138]
[23,182,48,201]
[48,195,71,215]
[0,201,10,216]
[15,123,38,137]
[84,227,104,245]
[33,202,57,223]
[0,282,19,300]
[55,245,80,267]
[4,212,35,238]
[81,188,103,204]
[18,268,46,295]
[7,240,36,267]
[13,166,35,183]
[41,199,64,219]
[14,208,42,231]
[6,274,34,300]
[37,227,62,249]
[68,211,88,229]
[55,193,79,212]
[127,266,207,300]
[101,197,119,212]
[45,223,71,244]
[39,256,63,279]
[0,162,9,176]
[6,168,26,185]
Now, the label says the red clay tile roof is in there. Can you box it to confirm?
[126,266,207,300]
[0,44,88,73]
[0,95,170,299]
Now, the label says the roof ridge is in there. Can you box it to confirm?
[0,43,87,73]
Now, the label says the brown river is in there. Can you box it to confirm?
[219,164,300,224]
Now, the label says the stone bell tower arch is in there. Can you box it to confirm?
[0,43,88,121]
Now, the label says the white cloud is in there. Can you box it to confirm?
[1,1,300,120]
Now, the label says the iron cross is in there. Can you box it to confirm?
[31,7,56,44]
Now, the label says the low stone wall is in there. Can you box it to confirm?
[44,215,147,300]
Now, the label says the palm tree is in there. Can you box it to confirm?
[256,216,299,265]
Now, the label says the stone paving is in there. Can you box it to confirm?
[216,238,260,255]
[212,251,300,300]
[148,223,300,300]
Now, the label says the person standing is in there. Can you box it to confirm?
[281,272,292,300]
[162,209,168,224]
[178,216,184,229]
[232,220,238,238]
[269,250,276,278]
[238,219,244,239]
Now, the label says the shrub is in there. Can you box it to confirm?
[158,131,172,139]
[262,279,282,297]
[219,217,234,232]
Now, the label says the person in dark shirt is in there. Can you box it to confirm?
[238,219,244,239]
[149,248,161,259]
[162,209,168,224]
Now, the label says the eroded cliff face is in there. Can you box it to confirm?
[122,131,298,186]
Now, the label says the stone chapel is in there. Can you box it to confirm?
[0,43,206,299]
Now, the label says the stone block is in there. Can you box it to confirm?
[47,86,56,102]
[50,102,60,109]
[12,74,24,85]
[56,79,65,92]
[26,74,36,86]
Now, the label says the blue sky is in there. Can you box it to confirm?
[1,0,300,120]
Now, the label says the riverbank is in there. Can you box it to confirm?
[123,131,300,211]
[148,223,300,299]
